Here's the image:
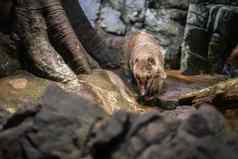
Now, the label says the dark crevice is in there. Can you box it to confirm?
[25,133,40,151]
[127,114,162,137]
[20,141,30,159]
[88,115,132,159]
[135,122,179,159]
[23,132,61,159]
[3,105,41,130]
[132,135,150,159]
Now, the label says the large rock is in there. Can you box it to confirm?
[144,0,189,69]
[0,72,49,115]
[0,70,138,116]
[122,0,147,25]
[145,8,186,68]
[99,5,127,35]
[0,70,138,159]
[85,105,238,159]
[0,84,107,159]
[78,69,138,114]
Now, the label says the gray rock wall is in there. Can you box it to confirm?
[181,0,238,75]
[79,0,190,69]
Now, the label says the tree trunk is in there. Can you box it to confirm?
[12,0,96,82]
[63,0,122,68]
[44,0,93,74]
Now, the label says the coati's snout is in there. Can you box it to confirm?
[132,55,167,100]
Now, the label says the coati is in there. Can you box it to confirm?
[124,31,167,101]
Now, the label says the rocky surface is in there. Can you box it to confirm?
[0,72,237,159]
[181,0,238,75]
[78,69,138,114]
[85,104,238,159]
[145,0,189,68]
[0,83,107,159]
[1,84,238,159]
[0,72,49,116]
[99,5,127,35]
[0,1,238,158]
[0,70,138,117]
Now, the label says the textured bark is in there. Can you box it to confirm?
[13,0,95,82]
[14,1,77,82]
[44,0,93,74]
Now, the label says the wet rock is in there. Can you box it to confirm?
[85,105,238,159]
[78,69,139,114]
[99,6,127,35]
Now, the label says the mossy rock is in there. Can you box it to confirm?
[0,71,49,114]
[0,69,141,117]
[78,69,139,114]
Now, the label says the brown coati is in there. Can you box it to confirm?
[123,31,167,101]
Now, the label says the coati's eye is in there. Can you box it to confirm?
[148,57,155,65]
[135,59,139,63]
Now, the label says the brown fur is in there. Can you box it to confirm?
[124,31,166,98]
